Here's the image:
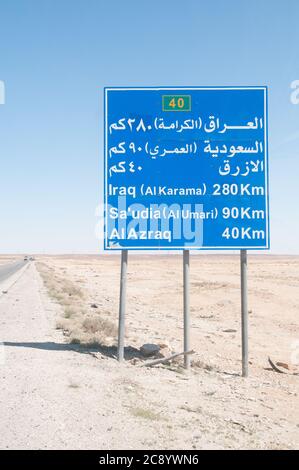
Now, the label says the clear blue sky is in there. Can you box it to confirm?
[0,0,298,253]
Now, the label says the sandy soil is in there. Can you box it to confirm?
[0,255,298,449]
[0,256,18,266]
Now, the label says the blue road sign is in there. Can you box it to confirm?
[104,87,269,250]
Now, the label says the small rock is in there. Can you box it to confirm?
[2,291,8,294]
[205,390,216,396]
[91,303,98,309]
[159,342,172,357]
[223,329,237,333]
[158,341,171,349]
[140,343,160,357]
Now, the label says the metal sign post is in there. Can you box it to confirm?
[183,250,190,369]
[117,249,128,362]
[240,249,248,377]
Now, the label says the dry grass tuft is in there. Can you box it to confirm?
[130,407,165,421]
[37,262,117,347]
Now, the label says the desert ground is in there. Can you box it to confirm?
[0,254,298,449]
[0,256,17,266]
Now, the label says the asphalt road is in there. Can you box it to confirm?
[0,260,28,284]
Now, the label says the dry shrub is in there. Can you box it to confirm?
[37,262,117,347]
[82,316,116,336]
